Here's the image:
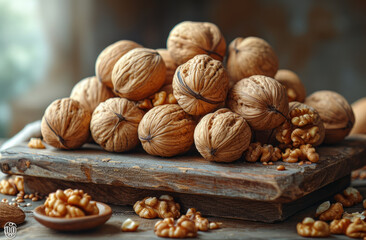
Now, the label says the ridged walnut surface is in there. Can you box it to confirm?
[41,98,91,149]
[138,104,196,157]
[112,48,166,101]
[275,69,306,103]
[172,54,229,116]
[95,40,142,88]
[227,75,288,130]
[194,108,252,162]
[167,21,226,65]
[90,98,145,152]
[350,98,366,135]
[157,49,178,85]
[227,37,278,82]
[70,76,115,113]
[305,90,355,144]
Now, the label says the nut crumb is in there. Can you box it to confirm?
[121,218,139,232]
[277,165,286,171]
[28,138,46,149]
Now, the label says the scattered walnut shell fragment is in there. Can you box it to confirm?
[297,217,330,237]
[95,40,142,88]
[346,218,366,238]
[334,187,363,207]
[305,90,355,144]
[227,75,289,131]
[167,21,226,65]
[330,218,351,234]
[172,54,229,116]
[28,138,46,149]
[316,202,343,221]
[157,49,178,85]
[133,195,180,219]
[282,144,319,163]
[227,37,278,83]
[245,142,281,163]
[121,218,139,232]
[194,108,252,162]
[154,216,197,238]
[350,97,366,135]
[275,69,306,103]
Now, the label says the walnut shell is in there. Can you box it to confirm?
[167,21,226,65]
[138,104,196,157]
[227,37,278,83]
[95,40,142,88]
[194,108,252,162]
[70,76,115,113]
[275,69,306,103]
[157,49,178,85]
[305,91,355,144]
[172,54,229,116]
[227,75,289,131]
[350,97,366,135]
[112,48,166,101]
[41,98,91,149]
[90,98,145,152]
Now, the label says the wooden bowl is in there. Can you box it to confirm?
[33,202,112,231]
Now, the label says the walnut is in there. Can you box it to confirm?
[227,75,289,131]
[282,144,319,163]
[334,187,363,207]
[95,40,142,88]
[275,69,306,103]
[0,179,17,195]
[157,49,178,85]
[185,208,209,231]
[70,76,115,113]
[330,218,351,234]
[138,104,196,157]
[90,98,144,152]
[13,176,24,192]
[282,148,302,163]
[154,216,197,238]
[167,21,226,65]
[172,54,229,116]
[121,218,139,232]
[342,212,366,222]
[194,108,251,162]
[316,202,343,221]
[305,90,355,144]
[227,37,278,83]
[346,218,366,238]
[28,138,45,149]
[296,217,330,238]
[245,142,281,163]
[41,98,91,149]
[112,48,166,101]
[133,195,180,219]
[350,97,366,135]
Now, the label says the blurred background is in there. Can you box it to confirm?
[0,0,365,137]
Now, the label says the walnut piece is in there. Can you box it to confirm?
[342,212,366,222]
[133,195,180,219]
[245,142,281,163]
[317,202,343,221]
[0,179,18,196]
[186,208,209,231]
[28,138,46,149]
[275,69,306,103]
[296,217,330,238]
[154,216,197,238]
[334,187,363,207]
[315,201,330,217]
[346,218,366,238]
[121,218,139,232]
[330,218,351,234]
[282,144,319,163]
[13,176,24,192]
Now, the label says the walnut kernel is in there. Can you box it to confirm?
[121,218,139,232]
[245,142,281,163]
[296,217,330,237]
[133,195,180,219]
[318,202,343,221]
[28,138,46,149]
[330,218,351,234]
[154,216,197,238]
[334,187,363,207]
[0,179,18,196]
[346,218,366,238]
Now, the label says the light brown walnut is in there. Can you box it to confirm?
[245,142,281,163]
[282,148,302,163]
[121,218,139,232]
[350,97,366,135]
[282,144,319,163]
[186,208,209,231]
[330,218,351,234]
[156,49,178,85]
[154,216,197,238]
[296,217,330,238]
[318,202,344,221]
[28,138,46,149]
[334,187,363,207]
[133,195,180,219]
[346,218,366,238]
[13,176,24,192]
[0,179,18,196]
[275,69,306,102]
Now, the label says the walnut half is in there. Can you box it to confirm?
[330,218,351,235]
[154,216,197,238]
[296,217,330,238]
[346,218,366,238]
[133,195,180,219]
[334,187,363,207]
[245,142,281,163]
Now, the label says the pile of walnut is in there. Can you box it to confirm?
[39,20,356,167]
[297,187,366,238]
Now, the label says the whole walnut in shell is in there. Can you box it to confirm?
[275,69,306,103]
[227,75,289,131]
[91,98,145,152]
[194,108,252,162]
[70,76,115,113]
[227,37,278,83]
[172,54,229,116]
[112,48,166,101]
[157,49,178,85]
[305,90,355,144]
[167,21,226,65]
[95,40,142,88]
[138,104,196,157]
[41,98,91,149]
[350,97,366,135]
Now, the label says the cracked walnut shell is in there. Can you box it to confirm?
[138,104,196,157]
[95,40,142,88]
[70,76,115,113]
[172,54,229,116]
[41,98,91,149]
[112,48,166,101]
[296,217,330,238]
[90,98,145,152]
[194,108,251,162]
[157,49,178,85]
[305,90,355,144]
[133,195,180,219]
[275,69,306,103]
[154,216,197,238]
[167,21,226,65]
[227,75,289,130]
[227,37,278,83]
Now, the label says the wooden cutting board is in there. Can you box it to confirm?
[1,135,366,222]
